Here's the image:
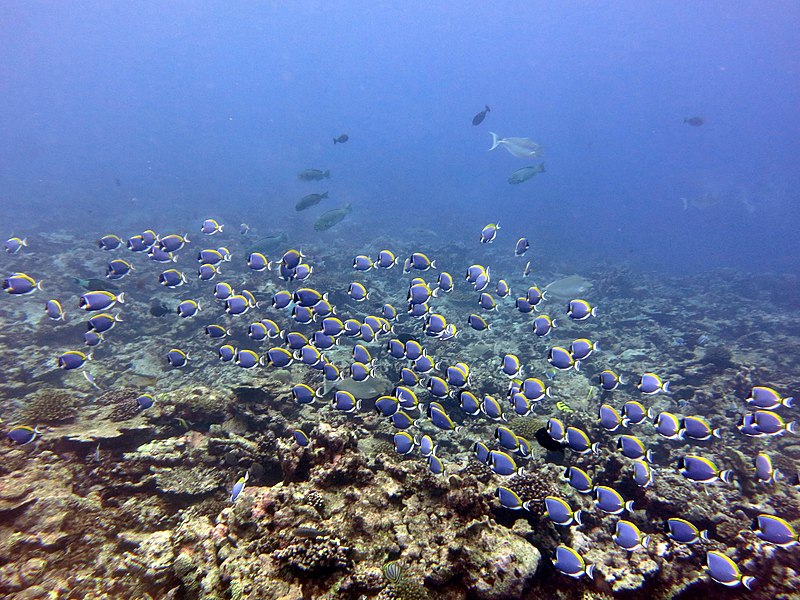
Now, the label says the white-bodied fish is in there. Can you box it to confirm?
[488,133,543,159]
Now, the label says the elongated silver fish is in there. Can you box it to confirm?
[489,133,543,158]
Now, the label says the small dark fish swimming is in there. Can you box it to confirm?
[333,134,349,144]
[297,168,330,181]
[314,203,353,231]
[296,192,329,211]
[508,163,546,184]
[72,277,120,293]
[472,105,490,126]
[684,116,704,126]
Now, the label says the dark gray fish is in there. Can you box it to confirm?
[333,134,349,144]
[314,203,352,231]
[684,116,704,126]
[298,169,330,181]
[472,105,490,126]
[293,527,326,539]
[248,232,289,254]
[149,300,171,317]
[508,163,546,184]
[296,192,329,212]
[72,277,120,293]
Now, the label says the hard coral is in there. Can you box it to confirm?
[507,473,558,519]
[23,389,78,423]
[272,534,352,577]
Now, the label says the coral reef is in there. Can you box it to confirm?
[22,388,78,424]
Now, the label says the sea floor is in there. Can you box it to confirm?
[1,226,798,599]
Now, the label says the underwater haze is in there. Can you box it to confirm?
[2,1,799,274]
[2,3,800,600]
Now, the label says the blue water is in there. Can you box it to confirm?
[1,2,798,273]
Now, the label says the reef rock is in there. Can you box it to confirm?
[454,525,540,599]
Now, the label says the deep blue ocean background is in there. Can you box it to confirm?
[1,2,798,274]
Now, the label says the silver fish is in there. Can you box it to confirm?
[489,133,543,158]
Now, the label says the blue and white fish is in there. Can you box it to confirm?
[631,459,654,487]
[427,454,446,475]
[488,450,524,476]
[417,434,437,457]
[544,496,583,526]
[479,223,499,243]
[617,435,652,461]
[514,237,529,256]
[751,410,796,435]
[436,271,454,294]
[638,373,670,395]
[353,255,373,271]
[459,390,481,416]
[495,486,531,510]
[393,431,416,455]
[547,417,566,443]
[467,313,490,331]
[752,514,799,548]
[496,279,511,298]
[680,415,721,440]
[292,429,310,447]
[44,299,65,321]
[597,369,625,391]
[480,395,505,421]
[200,218,223,235]
[521,378,549,401]
[613,520,650,552]
[291,384,320,405]
[265,347,293,368]
[4,272,42,295]
[501,354,521,378]
[8,425,41,445]
[677,454,732,484]
[565,427,599,455]
[5,236,27,254]
[98,234,123,251]
[754,452,780,484]
[235,349,262,369]
[622,401,648,426]
[552,545,594,579]
[376,250,399,269]
[705,550,755,589]
[653,411,682,440]
[177,300,201,319]
[225,295,250,316]
[57,350,91,370]
[230,472,249,502]
[166,348,190,368]
[594,485,634,515]
[570,339,599,361]
[746,386,794,409]
[87,312,122,333]
[214,282,234,301]
[348,282,369,302]
[531,314,556,336]
[599,404,622,432]
[159,269,187,287]
[566,299,596,321]
[247,252,272,271]
[405,252,436,271]
[333,390,361,413]
[218,344,236,362]
[137,394,155,410]
[548,346,580,371]
[158,233,190,253]
[563,466,593,494]
[665,518,708,545]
